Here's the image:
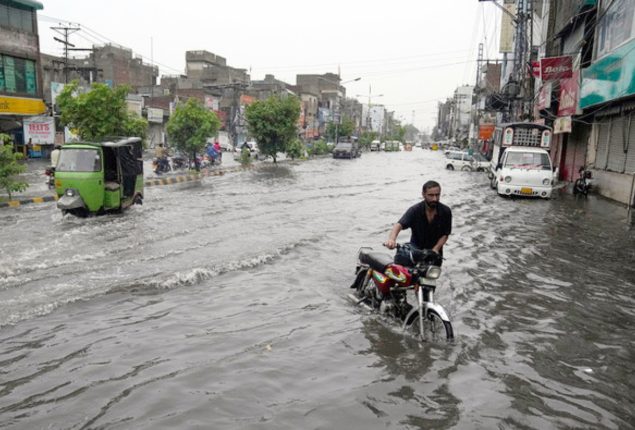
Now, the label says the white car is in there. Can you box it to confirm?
[445,151,473,171]
[445,150,489,172]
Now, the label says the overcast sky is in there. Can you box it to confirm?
[37,0,503,131]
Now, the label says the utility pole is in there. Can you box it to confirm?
[51,24,80,84]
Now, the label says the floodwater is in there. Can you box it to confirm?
[0,149,634,429]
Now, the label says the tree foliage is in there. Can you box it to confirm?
[245,95,300,163]
[307,139,332,156]
[0,136,27,199]
[359,131,378,149]
[57,82,148,141]
[286,138,305,160]
[166,98,221,163]
[325,117,355,140]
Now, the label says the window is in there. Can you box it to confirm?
[57,149,102,172]
[504,152,551,170]
[0,55,37,95]
[596,0,635,59]
[0,2,34,33]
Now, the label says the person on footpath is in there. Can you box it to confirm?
[384,180,452,262]
[50,144,61,168]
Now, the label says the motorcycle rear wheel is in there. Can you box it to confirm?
[405,309,454,341]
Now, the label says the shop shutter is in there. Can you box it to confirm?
[606,116,626,172]
[626,113,635,173]
[596,120,610,169]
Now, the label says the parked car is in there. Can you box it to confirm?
[332,141,360,159]
[370,140,381,151]
[445,150,475,171]
[470,152,490,171]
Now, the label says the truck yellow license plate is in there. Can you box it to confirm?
[520,187,533,195]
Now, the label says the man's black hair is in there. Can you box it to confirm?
[422,180,441,193]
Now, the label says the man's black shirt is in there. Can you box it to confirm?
[398,201,452,254]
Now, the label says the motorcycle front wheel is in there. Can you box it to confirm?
[405,309,454,341]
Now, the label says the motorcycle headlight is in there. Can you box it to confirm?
[504,176,512,183]
[542,178,550,185]
[426,266,441,280]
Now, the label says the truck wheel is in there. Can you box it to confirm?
[446,165,454,170]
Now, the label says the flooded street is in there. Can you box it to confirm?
[1,149,634,429]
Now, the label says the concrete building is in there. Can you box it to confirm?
[577,0,635,210]
[0,0,47,150]
[451,85,474,145]
[40,44,159,106]
[185,50,249,87]
[361,104,386,135]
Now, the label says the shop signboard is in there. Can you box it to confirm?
[0,95,46,115]
[540,56,573,80]
[23,116,55,145]
[558,70,581,117]
[537,82,552,110]
[204,96,219,111]
[553,116,572,134]
[479,123,495,140]
[580,38,635,109]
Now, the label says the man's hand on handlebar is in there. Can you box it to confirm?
[383,239,397,249]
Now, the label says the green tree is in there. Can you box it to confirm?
[359,131,378,150]
[245,95,300,163]
[325,117,355,141]
[166,98,221,171]
[0,135,27,199]
[57,82,148,141]
[286,138,305,160]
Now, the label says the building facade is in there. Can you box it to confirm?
[0,0,47,151]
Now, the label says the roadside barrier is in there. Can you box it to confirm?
[1,163,265,209]
[0,194,58,209]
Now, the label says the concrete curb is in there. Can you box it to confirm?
[0,161,271,209]
[0,194,58,209]
[144,164,256,187]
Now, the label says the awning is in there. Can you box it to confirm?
[10,0,44,10]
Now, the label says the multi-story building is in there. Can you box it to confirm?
[578,0,635,209]
[0,0,47,151]
[41,44,159,106]
[451,85,474,145]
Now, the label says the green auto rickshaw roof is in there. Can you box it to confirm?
[63,137,143,148]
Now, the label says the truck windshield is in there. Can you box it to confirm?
[504,152,551,170]
[57,149,102,172]
[335,143,352,149]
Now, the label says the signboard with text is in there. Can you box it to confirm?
[557,70,581,117]
[23,116,56,145]
[540,56,573,80]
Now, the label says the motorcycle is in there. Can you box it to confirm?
[171,156,188,170]
[573,166,593,197]
[350,243,454,341]
[44,167,55,189]
[153,156,171,175]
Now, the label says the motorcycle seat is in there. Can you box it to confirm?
[359,250,394,272]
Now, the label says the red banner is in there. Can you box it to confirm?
[531,61,541,78]
[540,56,573,80]
[557,70,580,117]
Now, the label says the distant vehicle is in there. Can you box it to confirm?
[445,150,489,172]
[333,141,361,159]
[489,123,556,199]
[430,143,439,151]
[384,141,400,152]
[445,151,473,171]
[370,140,381,151]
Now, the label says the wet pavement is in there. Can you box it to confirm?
[0,149,634,429]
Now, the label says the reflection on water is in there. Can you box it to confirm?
[0,151,633,429]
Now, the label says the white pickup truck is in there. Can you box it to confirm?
[489,123,557,199]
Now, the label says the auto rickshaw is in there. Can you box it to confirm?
[55,137,144,216]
